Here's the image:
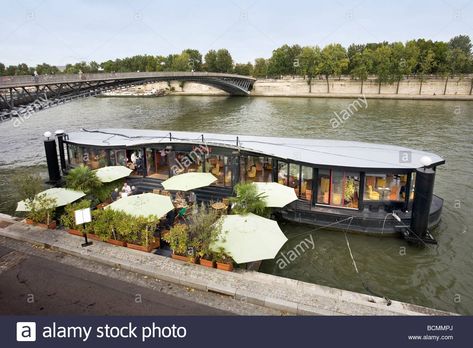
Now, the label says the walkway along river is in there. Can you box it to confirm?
[0,95,471,314]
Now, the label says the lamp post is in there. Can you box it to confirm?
[43,131,61,183]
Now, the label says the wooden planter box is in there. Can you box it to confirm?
[199,258,215,268]
[171,253,188,262]
[216,262,233,272]
[107,239,127,247]
[126,239,160,253]
[86,233,101,241]
[67,228,83,237]
[27,220,57,230]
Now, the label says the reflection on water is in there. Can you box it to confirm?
[0,96,472,314]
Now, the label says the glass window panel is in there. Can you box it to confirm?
[301,166,313,201]
[317,169,330,204]
[343,172,359,208]
[277,162,288,185]
[330,170,344,207]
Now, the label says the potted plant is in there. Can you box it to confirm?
[26,194,57,229]
[125,216,159,252]
[163,224,190,262]
[188,203,222,268]
[65,165,103,208]
[60,199,91,236]
[229,182,269,217]
[90,208,123,244]
[214,247,234,271]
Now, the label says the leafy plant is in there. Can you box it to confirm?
[344,178,356,202]
[60,199,91,232]
[95,179,124,203]
[187,203,222,259]
[214,246,233,264]
[26,194,57,224]
[65,165,102,194]
[163,224,189,256]
[229,182,268,217]
[91,208,116,240]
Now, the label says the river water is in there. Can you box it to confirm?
[0,96,472,314]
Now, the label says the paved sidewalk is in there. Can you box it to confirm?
[0,213,455,316]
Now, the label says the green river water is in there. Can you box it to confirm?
[0,96,471,314]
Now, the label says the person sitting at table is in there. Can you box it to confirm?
[111,188,119,201]
[131,186,137,195]
[122,182,132,195]
[187,191,197,205]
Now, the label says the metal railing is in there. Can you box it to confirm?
[0,71,256,88]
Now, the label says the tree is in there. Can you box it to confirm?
[171,52,191,71]
[215,49,233,73]
[267,44,302,77]
[204,50,218,72]
[234,62,253,76]
[390,42,419,94]
[297,46,321,92]
[0,62,5,76]
[448,35,472,56]
[350,48,373,93]
[253,58,268,78]
[418,49,436,95]
[229,183,268,217]
[35,63,60,75]
[182,49,203,71]
[372,45,393,94]
[319,44,349,93]
[65,165,102,194]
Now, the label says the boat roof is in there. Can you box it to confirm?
[65,128,445,170]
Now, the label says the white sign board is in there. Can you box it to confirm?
[74,208,92,225]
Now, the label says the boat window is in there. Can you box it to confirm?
[317,169,360,208]
[316,169,330,204]
[207,154,225,186]
[84,148,107,170]
[67,144,83,166]
[146,148,156,175]
[330,170,344,207]
[277,161,288,185]
[243,156,273,182]
[364,174,407,202]
[301,166,313,201]
[288,164,300,195]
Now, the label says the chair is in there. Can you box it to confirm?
[247,166,257,178]
[367,185,380,200]
[305,189,312,201]
[332,193,342,205]
[323,191,329,204]
[389,186,399,201]
[377,177,386,188]
[211,162,220,176]
[300,181,307,194]
[225,170,232,183]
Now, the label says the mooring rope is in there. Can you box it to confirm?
[344,226,392,306]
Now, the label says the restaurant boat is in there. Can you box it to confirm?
[44,128,445,244]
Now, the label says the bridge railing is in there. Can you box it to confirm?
[0,72,255,88]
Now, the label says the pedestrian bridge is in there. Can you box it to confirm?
[0,72,256,120]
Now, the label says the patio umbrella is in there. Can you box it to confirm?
[94,166,132,183]
[253,182,298,208]
[211,213,288,264]
[106,193,174,219]
[16,187,86,211]
[161,172,217,191]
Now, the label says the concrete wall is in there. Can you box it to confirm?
[116,77,473,98]
[252,77,473,96]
